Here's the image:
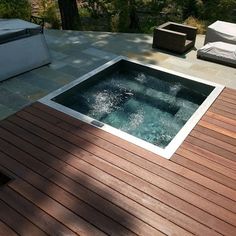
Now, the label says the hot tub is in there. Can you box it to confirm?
[40,57,224,159]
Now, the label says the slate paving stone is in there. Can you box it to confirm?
[57,65,88,78]
[0,104,15,120]
[83,47,117,60]
[1,79,44,100]
[0,87,31,110]
[0,29,235,122]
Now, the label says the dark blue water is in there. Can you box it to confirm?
[53,69,207,148]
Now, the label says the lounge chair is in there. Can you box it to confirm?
[197,41,236,68]
[204,20,236,45]
[152,22,197,54]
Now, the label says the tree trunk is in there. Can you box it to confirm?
[58,0,81,30]
[129,0,140,32]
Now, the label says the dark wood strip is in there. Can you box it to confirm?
[213,99,236,110]
[0,126,184,236]
[0,199,47,236]
[16,110,236,216]
[0,148,187,236]
[220,91,236,101]
[0,152,109,236]
[0,139,228,236]
[0,221,18,236]
[0,152,135,236]
[195,125,236,147]
[209,106,236,120]
[219,92,236,104]
[186,136,236,162]
[172,151,236,190]
[33,102,236,202]
[0,187,77,236]
[181,142,236,172]
[212,103,236,115]
[190,130,236,155]
[20,106,236,212]
[198,120,236,139]
[206,111,236,127]
[202,115,236,132]
[176,147,236,181]
[224,88,236,96]
[6,112,236,232]
[0,120,220,236]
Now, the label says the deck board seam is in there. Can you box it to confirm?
[28,103,236,202]
[1,124,236,231]
[0,151,125,236]
[0,148,228,235]
[0,198,49,236]
[11,111,236,210]
[0,219,20,236]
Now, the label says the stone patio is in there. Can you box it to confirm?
[0,29,236,120]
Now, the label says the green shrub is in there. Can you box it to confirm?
[41,1,61,29]
[184,16,206,34]
[0,0,31,20]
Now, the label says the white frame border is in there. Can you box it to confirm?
[40,56,224,159]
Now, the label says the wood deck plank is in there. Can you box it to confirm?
[0,142,138,236]
[209,106,236,120]
[0,187,77,236]
[31,103,236,200]
[0,221,18,236]
[1,120,222,236]
[176,147,236,181]
[0,152,108,236]
[0,199,47,236]
[0,88,235,235]
[0,123,206,236]
[0,149,166,235]
[181,141,236,171]
[194,125,236,147]
[186,135,236,161]
[3,114,234,234]
[0,119,232,236]
[13,110,236,226]
[20,105,236,212]
[190,130,236,155]
[213,99,236,110]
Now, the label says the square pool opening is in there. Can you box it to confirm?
[40,57,224,159]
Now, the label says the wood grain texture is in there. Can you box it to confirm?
[0,88,235,236]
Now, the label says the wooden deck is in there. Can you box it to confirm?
[0,87,235,236]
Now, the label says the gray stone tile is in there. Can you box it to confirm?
[82,47,117,60]
[0,104,15,120]
[0,87,31,110]
[57,65,88,78]
[16,71,61,92]
[1,79,44,100]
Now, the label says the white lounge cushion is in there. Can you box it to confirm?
[197,42,236,67]
[205,21,236,45]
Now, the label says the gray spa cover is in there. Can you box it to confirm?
[197,41,236,67]
[204,21,236,45]
[0,18,41,44]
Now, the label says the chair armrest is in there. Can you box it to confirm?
[153,28,186,51]
[169,23,197,40]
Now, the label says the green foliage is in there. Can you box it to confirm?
[0,0,31,20]
[203,0,236,22]
[184,16,206,34]
[40,0,60,29]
